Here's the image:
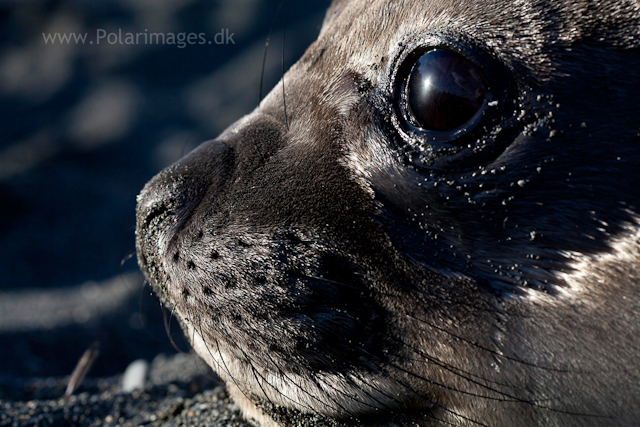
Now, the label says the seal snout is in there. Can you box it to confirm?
[135,139,233,288]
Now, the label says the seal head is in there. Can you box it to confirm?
[136,0,640,425]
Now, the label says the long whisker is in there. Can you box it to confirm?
[162,304,188,353]
[359,350,491,427]
[281,0,291,130]
[260,0,288,103]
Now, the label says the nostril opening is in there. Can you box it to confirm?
[187,261,196,270]
[211,251,220,260]
[173,252,180,262]
[141,204,170,229]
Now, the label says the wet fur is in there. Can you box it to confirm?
[136,0,640,425]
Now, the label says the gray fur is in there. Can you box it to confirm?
[136,0,640,425]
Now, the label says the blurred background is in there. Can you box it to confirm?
[0,0,328,386]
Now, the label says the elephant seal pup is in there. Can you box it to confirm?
[135,0,640,425]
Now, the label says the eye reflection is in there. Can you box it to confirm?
[420,76,433,95]
[405,49,485,132]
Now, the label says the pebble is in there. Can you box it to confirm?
[121,359,149,393]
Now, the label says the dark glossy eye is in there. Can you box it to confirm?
[403,49,485,131]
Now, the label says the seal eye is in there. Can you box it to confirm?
[403,49,486,131]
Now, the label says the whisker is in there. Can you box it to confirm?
[163,305,189,354]
[260,0,288,103]
[362,355,490,427]
[281,0,291,130]
[403,311,567,372]
[119,251,135,268]
[137,279,150,332]
[391,335,522,391]
[389,337,527,402]
[259,347,353,415]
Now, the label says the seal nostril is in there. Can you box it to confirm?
[137,138,233,231]
[187,261,196,270]
[142,204,170,229]
[211,251,220,260]
[173,252,180,262]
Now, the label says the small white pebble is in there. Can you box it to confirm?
[121,359,149,393]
